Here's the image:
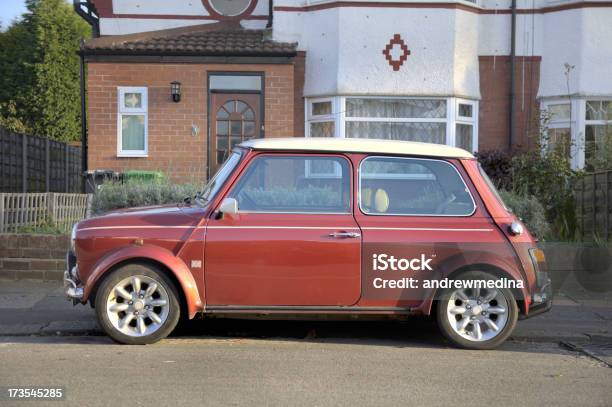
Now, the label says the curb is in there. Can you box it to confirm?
[509,334,591,343]
[0,322,102,337]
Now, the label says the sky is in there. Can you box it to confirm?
[0,0,28,26]
[0,0,72,28]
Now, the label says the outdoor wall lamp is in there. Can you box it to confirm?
[171,81,181,103]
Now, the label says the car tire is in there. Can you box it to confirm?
[435,271,518,350]
[95,263,181,345]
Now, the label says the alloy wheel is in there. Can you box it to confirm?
[445,286,509,342]
[105,275,170,337]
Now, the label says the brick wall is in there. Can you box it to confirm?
[0,234,69,281]
[478,56,541,152]
[87,60,304,183]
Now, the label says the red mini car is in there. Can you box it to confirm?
[65,138,551,349]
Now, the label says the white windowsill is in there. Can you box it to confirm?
[117,152,149,158]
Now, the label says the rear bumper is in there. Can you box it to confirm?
[523,275,553,319]
[527,296,553,318]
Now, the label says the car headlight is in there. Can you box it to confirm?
[70,223,78,252]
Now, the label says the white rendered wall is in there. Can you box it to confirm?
[111,0,269,16]
[99,19,217,35]
[99,0,269,35]
[274,7,482,98]
[539,8,612,99]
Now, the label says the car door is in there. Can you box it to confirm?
[354,155,494,308]
[204,153,361,306]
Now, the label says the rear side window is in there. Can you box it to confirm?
[478,163,510,212]
[229,155,351,213]
[359,156,475,216]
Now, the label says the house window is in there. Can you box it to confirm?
[542,98,612,171]
[585,100,612,172]
[454,99,477,152]
[306,97,478,152]
[117,87,148,157]
[345,98,447,144]
[307,98,336,138]
[545,103,571,158]
[209,0,251,16]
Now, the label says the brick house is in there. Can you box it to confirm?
[75,0,612,182]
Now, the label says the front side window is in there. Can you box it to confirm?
[229,155,351,213]
[359,156,475,216]
[117,87,147,157]
[200,150,243,203]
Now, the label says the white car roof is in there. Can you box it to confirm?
[239,137,474,159]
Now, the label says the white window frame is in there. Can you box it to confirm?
[541,101,573,164]
[305,97,341,138]
[451,98,478,153]
[584,99,612,171]
[540,97,612,170]
[305,96,479,152]
[117,86,148,157]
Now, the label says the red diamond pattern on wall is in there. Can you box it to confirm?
[382,34,411,71]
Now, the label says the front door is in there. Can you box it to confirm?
[204,153,362,306]
[210,92,261,176]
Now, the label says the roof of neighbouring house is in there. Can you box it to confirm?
[81,23,297,57]
[239,138,475,159]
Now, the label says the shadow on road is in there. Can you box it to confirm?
[0,316,578,359]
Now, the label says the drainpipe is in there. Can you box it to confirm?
[79,51,88,193]
[266,0,273,29]
[74,0,98,192]
[509,0,517,151]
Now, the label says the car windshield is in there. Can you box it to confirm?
[196,150,243,205]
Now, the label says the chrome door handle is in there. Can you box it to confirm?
[328,231,361,239]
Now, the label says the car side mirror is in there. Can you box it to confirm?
[218,197,239,219]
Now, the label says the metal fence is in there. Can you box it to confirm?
[575,170,612,240]
[0,193,90,233]
[0,127,82,193]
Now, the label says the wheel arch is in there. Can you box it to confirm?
[83,246,203,318]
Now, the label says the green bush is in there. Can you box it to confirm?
[499,190,551,239]
[475,149,513,190]
[510,146,579,241]
[122,170,166,183]
[92,180,199,215]
[244,186,343,208]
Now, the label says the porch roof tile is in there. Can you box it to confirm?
[82,23,297,57]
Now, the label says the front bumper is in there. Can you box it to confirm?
[64,250,84,304]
